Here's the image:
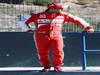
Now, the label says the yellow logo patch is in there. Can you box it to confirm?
[39,14,46,18]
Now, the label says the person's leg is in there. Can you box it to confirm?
[51,35,64,72]
[34,33,51,66]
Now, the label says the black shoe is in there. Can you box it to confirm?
[41,65,51,72]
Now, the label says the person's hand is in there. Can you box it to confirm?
[26,29,34,33]
[86,29,94,33]
[85,26,94,33]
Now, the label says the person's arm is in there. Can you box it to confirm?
[25,15,33,29]
[25,14,36,32]
[26,24,31,29]
[65,13,94,32]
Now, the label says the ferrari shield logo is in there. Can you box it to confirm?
[39,14,46,18]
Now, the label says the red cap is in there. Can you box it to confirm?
[47,2,63,9]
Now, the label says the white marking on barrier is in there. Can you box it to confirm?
[0,67,100,72]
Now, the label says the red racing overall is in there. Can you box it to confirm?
[25,11,93,66]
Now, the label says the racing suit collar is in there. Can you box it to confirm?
[45,11,61,16]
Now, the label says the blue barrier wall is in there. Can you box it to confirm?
[0,32,100,67]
